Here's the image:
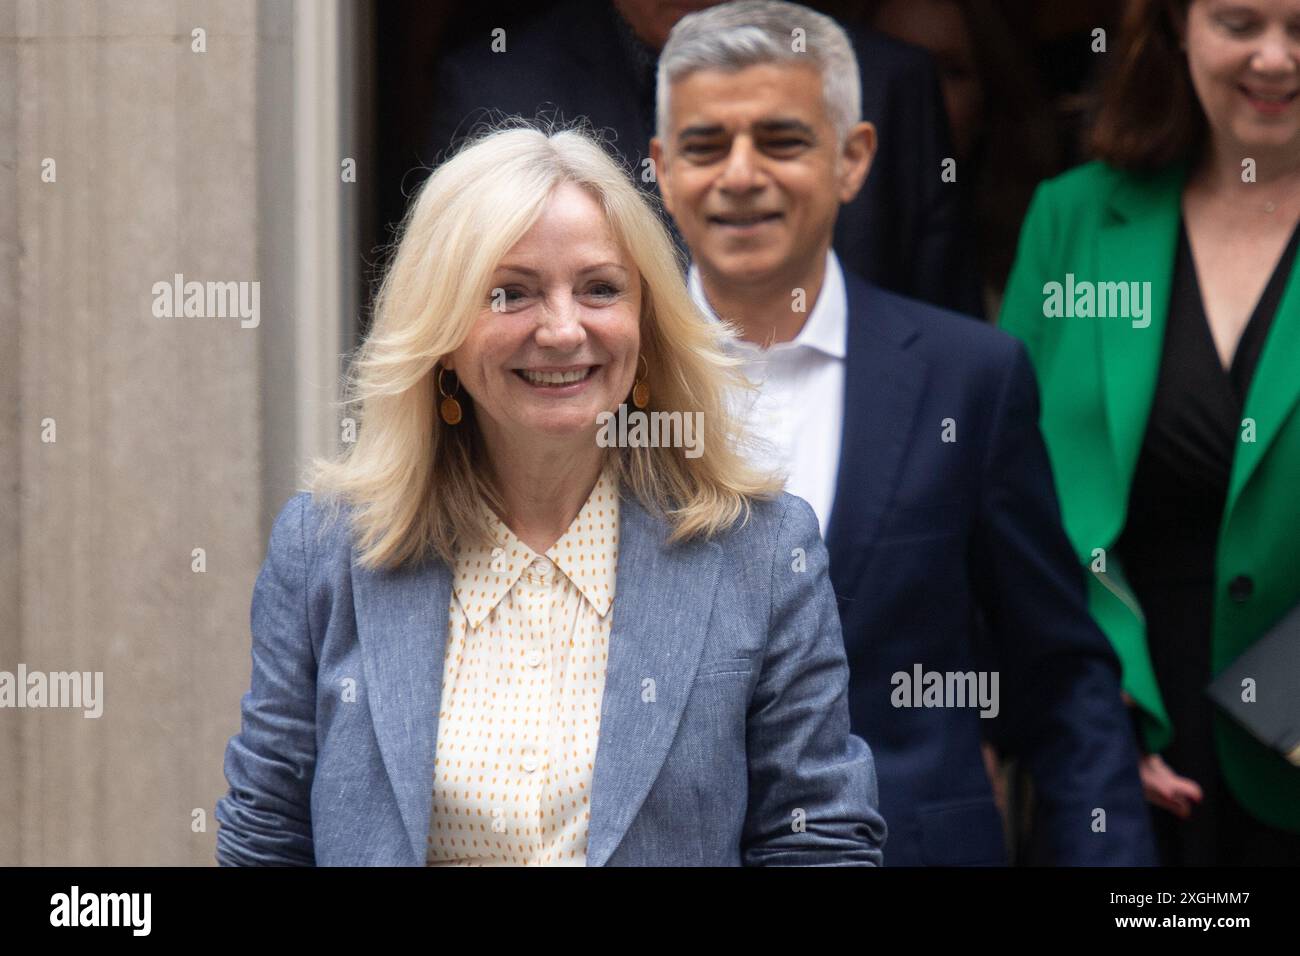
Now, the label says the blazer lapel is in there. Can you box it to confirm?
[824,275,927,599]
[1095,164,1185,492]
[1229,240,1300,511]
[585,492,722,866]
[351,547,450,866]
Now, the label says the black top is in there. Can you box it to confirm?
[1114,215,1300,862]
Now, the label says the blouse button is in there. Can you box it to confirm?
[527,650,543,668]
[527,557,553,585]
[522,755,538,773]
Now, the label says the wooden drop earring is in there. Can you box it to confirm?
[438,366,462,425]
[632,353,650,410]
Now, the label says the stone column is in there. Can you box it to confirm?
[0,0,360,865]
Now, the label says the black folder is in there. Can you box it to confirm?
[1207,602,1300,766]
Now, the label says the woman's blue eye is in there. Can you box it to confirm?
[587,283,620,298]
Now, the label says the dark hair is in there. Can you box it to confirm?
[956,0,1062,290]
[1089,0,1206,170]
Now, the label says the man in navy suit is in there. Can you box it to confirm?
[428,0,982,316]
[651,0,1155,865]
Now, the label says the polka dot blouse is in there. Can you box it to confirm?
[426,466,619,866]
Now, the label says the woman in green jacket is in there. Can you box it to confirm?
[999,0,1300,864]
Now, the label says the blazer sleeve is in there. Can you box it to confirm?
[215,493,318,866]
[741,495,888,866]
[969,344,1156,865]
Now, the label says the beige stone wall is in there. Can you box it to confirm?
[0,0,343,864]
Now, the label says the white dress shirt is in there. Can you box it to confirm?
[688,252,847,537]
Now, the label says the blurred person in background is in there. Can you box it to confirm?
[870,0,1062,318]
[1000,0,1300,865]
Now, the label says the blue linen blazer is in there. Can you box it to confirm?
[216,487,886,866]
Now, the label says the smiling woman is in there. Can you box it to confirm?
[215,121,889,867]
[1000,0,1300,865]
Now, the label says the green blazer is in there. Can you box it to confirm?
[999,159,1300,832]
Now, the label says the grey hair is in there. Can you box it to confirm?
[655,0,862,145]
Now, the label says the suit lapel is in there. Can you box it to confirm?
[1096,164,1185,492]
[1229,237,1300,511]
[825,276,927,598]
[585,492,722,866]
[351,546,450,866]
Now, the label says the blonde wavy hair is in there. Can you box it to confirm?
[305,122,781,572]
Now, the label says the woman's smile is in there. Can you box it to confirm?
[512,364,601,394]
[1238,81,1300,116]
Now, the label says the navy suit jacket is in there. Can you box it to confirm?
[826,271,1155,865]
[428,0,983,316]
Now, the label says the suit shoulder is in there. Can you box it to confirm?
[724,492,819,550]
[1026,160,1131,221]
[1042,158,1123,193]
[274,490,354,563]
[864,282,1023,372]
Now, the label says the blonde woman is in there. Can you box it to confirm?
[215,124,886,866]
